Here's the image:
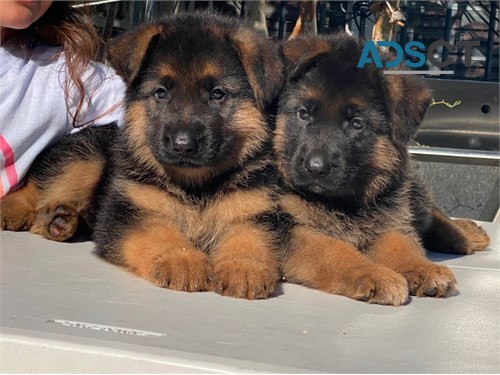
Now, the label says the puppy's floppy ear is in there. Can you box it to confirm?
[382,73,432,145]
[230,27,285,110]
[107,23,163,84]
[282,36,331,81]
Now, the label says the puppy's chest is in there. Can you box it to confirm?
[280,194,412,249]
[123,180,273,250]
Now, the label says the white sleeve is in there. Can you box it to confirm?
[0,46,127,195]
[63,59,127,132]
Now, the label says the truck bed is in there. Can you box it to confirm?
[1,223,499,373]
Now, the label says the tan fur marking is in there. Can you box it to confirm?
[204,189,272,226]
[211,222,279,299]
[28,160,104,240]
[346,96,368,108]
[121,182,277,298]
[199,61,220,78]
[453,219,491,251]
[121,219,211,292]
[279,194,368,249]
[371,138,400,173]
[365,137,401,201]
[273,117,286,149]
[124,181,191,219]
[231,100,268,161]
[425,208,475,254]
[369,231,457,297]
[0,181,39,231]
[232,29,263,106]
[283,226,409,306]
[426,208,490,254]
[192,188,274,254]
[158,64,177,79]
[302,86,324,102]
[384,74,405,107]
[36,160,103,211]
[125,102,165,177]
[124,180,273,254]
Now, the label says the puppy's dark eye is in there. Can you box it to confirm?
[350,117,365,130]
[154,87,168,99]
[211,87,226,101]
[297,107,311,122]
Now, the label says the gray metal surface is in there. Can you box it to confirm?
[405,79,500,222]
[417,79,499,152]
[1,225,499,373]
[410,146,500,166]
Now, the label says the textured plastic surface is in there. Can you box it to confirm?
[1,223,499,373]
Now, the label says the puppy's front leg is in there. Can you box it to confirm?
[211,222,279,299]
[283,226,409,306]
[368,231,457,297]
[120,218,211,292]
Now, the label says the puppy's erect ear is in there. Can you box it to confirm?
[378,48,432,145]
[107,23,163,84]
[382,73,432,145]
[282,36,331,81]
[230,27,285,110]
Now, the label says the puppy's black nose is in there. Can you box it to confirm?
[304,151,330,178]
[170,131,198,155]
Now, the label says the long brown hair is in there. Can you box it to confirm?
[3,2,102,127]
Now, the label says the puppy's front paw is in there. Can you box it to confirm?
[147,249,212,292]
[344,265,409,306]
[211,257,279,299]
[400,262,457,297]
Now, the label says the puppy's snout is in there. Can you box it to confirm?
[304,151,330,178]
[166,130,199,156]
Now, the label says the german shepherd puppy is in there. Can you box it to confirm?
[93,13,285,298]
[1,13,285,299]
[274,34,490,305]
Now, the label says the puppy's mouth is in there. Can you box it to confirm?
[302,182,328,195]
[169,159,207,168]
[155,133,233,169]
[297,179,357,199]
[161,148,230,169]
[297,178,334,194]
[288,164,357,198]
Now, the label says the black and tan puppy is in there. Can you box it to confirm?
[92,13,284,299]
[1,13,284,299]
[274,34,490,305]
